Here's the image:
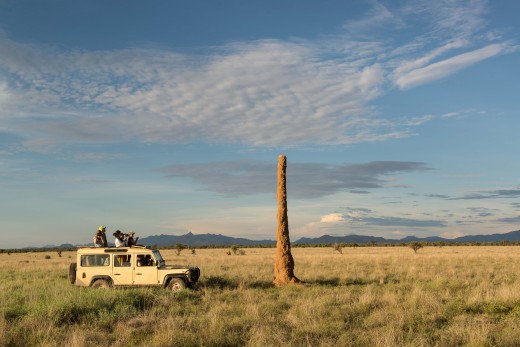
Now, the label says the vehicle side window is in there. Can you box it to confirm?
[80,254,110,267]
[137,254,154,266]
[114,254,132,267]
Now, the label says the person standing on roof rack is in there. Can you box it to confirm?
[93,226,108,247]
[113,230,126,248]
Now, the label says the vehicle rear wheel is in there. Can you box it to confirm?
[167,278,186,292]
[68,263,77,284]
[91,279,111,289]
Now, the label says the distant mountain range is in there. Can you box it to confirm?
[139,232,275,247]
[294,229,520,245]
[19,230,520,250]
[138,229,520,247]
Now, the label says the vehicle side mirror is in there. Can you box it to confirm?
[155,260,159,267]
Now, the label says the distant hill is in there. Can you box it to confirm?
[139,232,276,247]
[453,230,520,243]
[294,234,390,245]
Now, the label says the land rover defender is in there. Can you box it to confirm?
[68,246,200,291]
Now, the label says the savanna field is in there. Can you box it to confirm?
[2,246,520,347]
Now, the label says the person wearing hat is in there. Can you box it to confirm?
[93,226,108,247]
[113,230,126,248]
[126,231,139,247]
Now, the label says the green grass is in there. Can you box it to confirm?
[2,247,520,346]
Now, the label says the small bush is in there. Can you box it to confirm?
[230,245,245,255]
[332,243,343,254]
[44,255,51,259]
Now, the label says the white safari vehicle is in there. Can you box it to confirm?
[68,246,200,291]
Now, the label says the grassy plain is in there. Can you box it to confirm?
[2,246,520,346]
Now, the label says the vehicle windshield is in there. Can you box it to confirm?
[152,250,165,266]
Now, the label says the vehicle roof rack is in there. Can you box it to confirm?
[104,248,129,253]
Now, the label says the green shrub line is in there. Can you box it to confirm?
[3,240,520,253]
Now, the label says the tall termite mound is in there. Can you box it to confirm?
[273,155,301,286]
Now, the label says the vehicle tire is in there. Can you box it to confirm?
[68,263,77,284]
[167,278,186,292]
[91,279,111,289]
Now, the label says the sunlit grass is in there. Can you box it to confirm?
[2,246,520,346]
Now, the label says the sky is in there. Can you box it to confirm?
[1,0,520,248]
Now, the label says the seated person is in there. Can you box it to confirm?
[113,230,126,248]
[137,255,144,266]
[137,255,154,266]
[126,231,139,247]
[93,226,107,247]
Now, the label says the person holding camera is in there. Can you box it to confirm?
[113,230,126,248]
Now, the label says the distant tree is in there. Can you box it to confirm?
[175,243,186,256]
[435,241,446,248]
[408,241,424,254]
[57,251,62,257]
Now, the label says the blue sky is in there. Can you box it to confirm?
[1,0,520,248]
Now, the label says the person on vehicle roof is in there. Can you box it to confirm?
[93,226,108,247]
[126,231,139,247]
[113,230,126,248]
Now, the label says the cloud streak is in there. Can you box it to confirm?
[394,43,513,89]
[320,211,446,228]
[497,216,520,224]
[160,160,432,199]
[450,187,520,200]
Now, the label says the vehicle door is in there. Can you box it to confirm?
[134,253,160,285]
[112,254,134,285]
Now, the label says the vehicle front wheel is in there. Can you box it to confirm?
[91,279,111,289]
[167,278,186,292]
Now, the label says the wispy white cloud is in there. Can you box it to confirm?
[0,0,516,151]
[394,43,513,89]
[0,36,397,149]
[391,39,469,80]
[343,2,403,36]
